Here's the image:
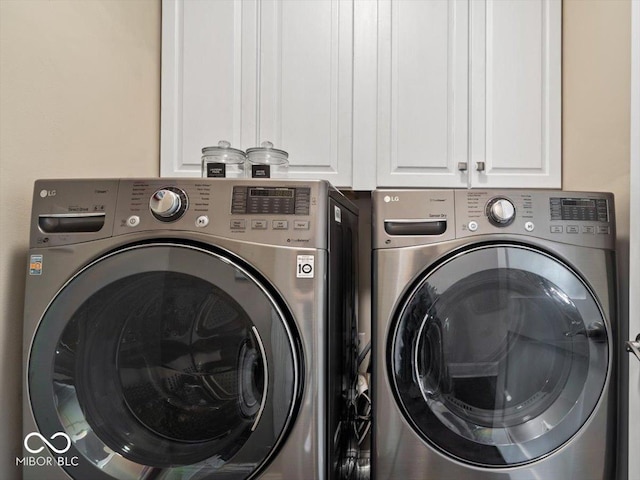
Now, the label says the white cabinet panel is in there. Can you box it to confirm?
[376,0,469,188]
[470,0,561,188]
[161,0,353,185]
[161,0,256,177]
[259,0,353,185]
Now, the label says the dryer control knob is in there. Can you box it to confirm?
[487,198,516,227]
[149,188,186,221]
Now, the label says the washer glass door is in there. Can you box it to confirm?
[390,244,609,466]
[29,243,300,480]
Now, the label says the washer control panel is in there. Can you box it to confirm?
[30,179,331,249]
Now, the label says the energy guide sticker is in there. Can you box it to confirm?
[29,255,43,275]
[296,255,314,278]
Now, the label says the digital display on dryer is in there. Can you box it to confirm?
[550,197,608,222]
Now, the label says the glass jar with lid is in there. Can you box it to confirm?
[246,141,289,179]
[201,140,246,178]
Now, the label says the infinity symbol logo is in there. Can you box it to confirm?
[24,432,72,454]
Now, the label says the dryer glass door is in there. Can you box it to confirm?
[29,243,300,480]
[390,244,609,466]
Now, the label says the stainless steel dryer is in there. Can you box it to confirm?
[372,189,617,480]
[22,179,358,480]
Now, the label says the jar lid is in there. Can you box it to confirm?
[202,140,246,160]
[246,141,289,165]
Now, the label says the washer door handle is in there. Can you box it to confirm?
[626,333,640,362]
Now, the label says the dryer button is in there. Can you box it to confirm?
[524,221,535,232]
[127,215,140,227]
[468,221,479,232]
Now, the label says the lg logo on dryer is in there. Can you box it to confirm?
[383,195,400,203]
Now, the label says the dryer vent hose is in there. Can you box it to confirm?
[340,373,371,480]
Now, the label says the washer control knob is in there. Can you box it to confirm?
[487,198,516,227]
[149,187,187,221]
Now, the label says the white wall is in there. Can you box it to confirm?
[0,1,160,477]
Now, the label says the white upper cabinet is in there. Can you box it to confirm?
[161,0,353,185]
[468,0,561,189]
[162,0,561,189]
[162,0,249,177]
[374,0,469,188]
[258,0,354,186]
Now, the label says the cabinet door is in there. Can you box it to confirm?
[375,0,469,188]
[258,0,354,186]
[161,0,257,177]
[469,0,561,188]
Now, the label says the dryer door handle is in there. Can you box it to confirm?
[384,219,447,236]
[627,334,640,362]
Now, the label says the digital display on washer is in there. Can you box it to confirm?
[249,188,295,198]
[550,197,608,222]
[231,186,311,215]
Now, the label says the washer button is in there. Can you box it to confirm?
[230,219,246,230]
[468,221,479,232]
[524,221,535,232]
[272,220,289,230]
[127,215,140,227]
[550,225,563,233]
[597,226,610,234]
[294,220,310,230]
[582,225,595,234]
[252,220,268,230]
[567,225,579,234]
[195,215,209,228]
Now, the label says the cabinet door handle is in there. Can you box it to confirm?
[627,334,640,362]
[476,161,486,172]
[457,162,468,171]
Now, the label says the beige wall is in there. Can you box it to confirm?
[563,0,630,232]
[0,0,631,478]
[563,1,631,476]
[0,1,160,477]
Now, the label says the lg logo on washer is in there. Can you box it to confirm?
[39,189,56,198]
[16,432,79,468]
[383,195,400,203]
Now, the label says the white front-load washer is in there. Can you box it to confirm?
[372,189,617,479]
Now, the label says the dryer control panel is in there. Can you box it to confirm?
[373,189,615,250]
[454,190,614,249]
